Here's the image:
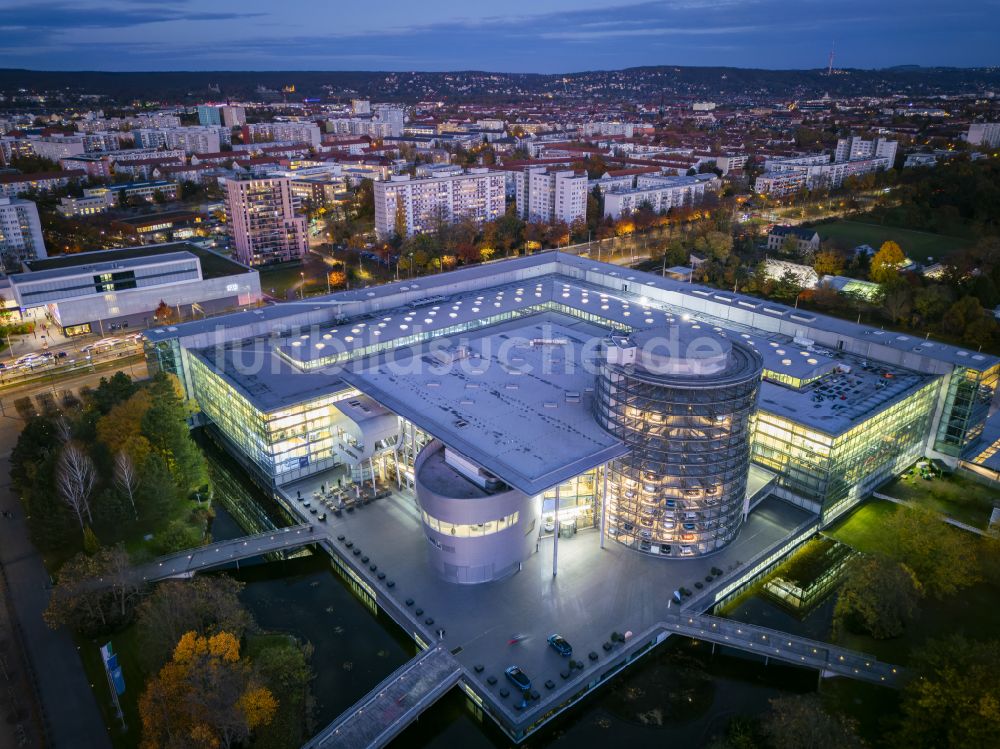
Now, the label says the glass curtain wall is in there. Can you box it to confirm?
[935,363,1000,456]
[752,379,939,523]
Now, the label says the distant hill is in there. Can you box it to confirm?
[1,66,998,105]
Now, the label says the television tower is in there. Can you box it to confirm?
[827,41,835,76]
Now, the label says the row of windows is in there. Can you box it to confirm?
[421,510,519,538]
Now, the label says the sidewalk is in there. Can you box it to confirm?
[0,419,112,749]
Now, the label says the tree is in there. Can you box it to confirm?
[813,249,844,277]
[154,300,177,325]
[89,372,137,415]
[139,631,277,749]
[870,240,905,283]
[834,556,922,639]
[135,576,253,673]
[98,390,153,466]
[881,282,913,325]
[898,636,1000,749]
[114,450,140,521]
[693,230,733,262]
[760,694,864,749]
[878,507,982,597]
[141,373,209,495]
[57,442,96,533]
[45,545,144,636]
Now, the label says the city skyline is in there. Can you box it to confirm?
[0,0,997,73]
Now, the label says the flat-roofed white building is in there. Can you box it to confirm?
[373,168,505,239]
[602,175,707,218]
[10,242,261,335]
[245,122,321,148]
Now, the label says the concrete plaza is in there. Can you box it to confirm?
[281,473,816,733]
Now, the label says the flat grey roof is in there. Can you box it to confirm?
[758,359,930,436]
[160,250,1000,373]
[340,312,628,496]
[190,343,353,413]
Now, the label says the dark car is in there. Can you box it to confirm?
[505,665,531,692]
[547,634,572,657]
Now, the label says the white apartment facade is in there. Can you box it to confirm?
[834,136,898,165]
[245,122,321,148]
[602,175,707,219]
[225,177,308,266]
[29,135,86,161]
[967,123,1000,147]
[515,167,588,225]
[134,126,226,154]
[373,168,506,239]
[0,197,46,270]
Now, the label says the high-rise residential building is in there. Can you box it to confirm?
[0,197,46,270]
[373,168,506,239]
[834,136,898,165]
[219,105,246,128]
[351,99,371,115]
[967,122,1000,147]
[515,167,588,225]
[225,176,308,266]
[372,105,405,137]
[197,105,222,127]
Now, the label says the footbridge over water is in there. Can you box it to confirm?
[302,644,463,749]
[128,523,316,584]
[662,611,906,686]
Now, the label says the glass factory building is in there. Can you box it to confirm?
[145,252,998,579]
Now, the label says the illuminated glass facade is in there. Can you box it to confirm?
[188,352,362,483]
[595,334,763,557]
[540,469,599,534]
[934,363,1000,456]
[752,378,939,523]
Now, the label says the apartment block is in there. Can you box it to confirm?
[602,175,708,218]
[374,168,506,239]
[515,167,587,224]
[134,126,226,154]
[0,197,46,270]
[225,176,308,266]
[967,122,1000,147]
[834,136,898,165]
[244,122,321,148]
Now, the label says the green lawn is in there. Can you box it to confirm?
[825,500,900,554]
[881,470,999,529]
[810,220,972,263]
[825,499,1000,666]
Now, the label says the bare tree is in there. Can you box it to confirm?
[54,414,73,443]
[113,450,139,520]
[57,443,96,531]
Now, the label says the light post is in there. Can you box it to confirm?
[299,271,305,300]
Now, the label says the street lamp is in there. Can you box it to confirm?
[299,271,305,300]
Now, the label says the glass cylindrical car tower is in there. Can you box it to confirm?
[595,326,763,557]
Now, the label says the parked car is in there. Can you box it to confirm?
[547,634,572,657]
[317,512,327,522]
[505,665,531,692]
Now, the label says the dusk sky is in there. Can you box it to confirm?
[0,0,996,72]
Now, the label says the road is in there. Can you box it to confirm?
[0,363,148,749]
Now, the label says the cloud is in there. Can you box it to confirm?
[0,0,995,71]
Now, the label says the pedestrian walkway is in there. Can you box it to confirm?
[662,611,905,686]
[0,429,111,749]
[302,645,463,749]
[127,523,316,584]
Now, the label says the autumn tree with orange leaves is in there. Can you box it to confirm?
[139,631,277,749]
